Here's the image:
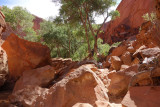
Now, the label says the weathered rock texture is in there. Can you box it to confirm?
[0,10,6,34]
[13,65,55,92]
[122,86,160,107]
[0,47,8,87]
[10,64,110,107]
[0,9,8,88]
[108,65,138,98]
[100,0,155,44]
[1,33,51,79]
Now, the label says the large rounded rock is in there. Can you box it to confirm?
[108,65,139,98]
[13,65,55,92]
[1,33,51,79]
[111,56,122,71]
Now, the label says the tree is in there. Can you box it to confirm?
[2,6,37,41]
[53,0,119,58]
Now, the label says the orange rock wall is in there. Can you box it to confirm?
[101,0,155,44]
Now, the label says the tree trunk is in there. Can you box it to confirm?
[56,46,60,57]
[79,8,91,54]
[69,39,71,57]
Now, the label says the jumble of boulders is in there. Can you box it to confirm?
[6,19,160,107]
[1,1,160,107]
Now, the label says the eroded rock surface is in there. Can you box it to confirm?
[10,64,110,107]
[122,86,160,107]
[13,65,55,92]
[2,33,51,79]
[100,0,155,44]
[0,47,8,87]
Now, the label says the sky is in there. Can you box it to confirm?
[0,0,122,24]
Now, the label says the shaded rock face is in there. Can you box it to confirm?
[13,65,55,92]
[100,0,155,44]
[32,15,43,33]
[10,85,48,107]
[1,33,51,79]
[10,64,110,107]
[0,10,6,35]
[0,10,8,88]
[2,23,15,40]
[0,47,8,87]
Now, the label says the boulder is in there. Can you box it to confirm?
[120,65,129,71]
[72,103,93,107]
[131,57,140,65]
[111,45,127,57]
[34,64,109,107]
[1,33,51,79]
[140,47,160,58]
[122,86,160,107]
[72,102,122,107]
[13,65,55,92]
[0,47,8,87]
[111,56,122,71]
[121,51,132,65]
[108,65,138,98]
[127,46,135,53]
[51,58,73,70]
[11,64,109,107]
[9,85,48,107]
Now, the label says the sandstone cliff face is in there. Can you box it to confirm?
[101,0,155,44]
[32,15,43,33]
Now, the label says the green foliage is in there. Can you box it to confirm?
[71,43,89,61]
[142,12,157,22]
[54,0,119,58]
[111,42,121,47]
[97,38,111,56]
[2,6,38,42]
[110,10,120,20]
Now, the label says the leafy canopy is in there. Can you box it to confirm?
[2,6,38,42]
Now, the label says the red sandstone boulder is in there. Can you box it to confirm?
[1,33,51,79]
[108,65,139,98]
[51,58,73,70]
[13,65,55,92]
[11,64,110,107]
[122,86,160,107]
[111,56,122,71]
[33,64,109,107]
[140,47,160,58]
[127,46,135,53]
[110,45,127,57]
[121,51,132,65]
[131,57,140,65]
[72,103,93,107]
[9,85,48,107]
